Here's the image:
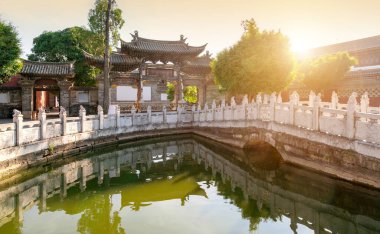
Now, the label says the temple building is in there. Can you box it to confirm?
[0,32,216,119]
[290,35,380,105]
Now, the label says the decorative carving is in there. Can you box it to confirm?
[256,93,262,104]
[242,95,249,105]
[212,100,217,109]
[13,109,21,115]
[97,105,103,113]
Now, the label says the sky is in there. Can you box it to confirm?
[1,0,380,58]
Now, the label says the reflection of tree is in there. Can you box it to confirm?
[77,194,125,234]
[0,219,22,234]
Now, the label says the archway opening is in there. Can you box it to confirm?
[243,141,283,171]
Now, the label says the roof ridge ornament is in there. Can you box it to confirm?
[180,35,187,42]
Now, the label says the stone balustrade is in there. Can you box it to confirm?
[0,91,380,160]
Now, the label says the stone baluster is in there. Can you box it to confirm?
[60,107,67,136]
[38,107,47,140]
[270,92,276,122]
[162,105,167,124]
[221,99,226,121]
[289,91,298,125]
[131,105,136,126]
[277,92,282,104]
[204,103,209,121]
[331,91,339,109]
[346,93,357,139]
[79,105,86,133]
[177,106,182,124]
[313,94,321,130]
[147,105,152,123]
[115,105,121,128]
[309,91,316,107]
[197,103,202,122]
[256,93,262,120]
[360,92,369,122]
[212,99,216,121]
[13,109,23,146]
[191,105,196,122]
[97,105,104,130]
[230,97,236,120]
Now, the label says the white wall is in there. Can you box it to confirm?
[116,86,151,101]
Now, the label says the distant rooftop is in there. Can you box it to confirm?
[20,60,75,78]
[309,35,380,57]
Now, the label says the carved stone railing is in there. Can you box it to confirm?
[1,91,380,157]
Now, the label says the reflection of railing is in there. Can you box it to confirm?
[1,138,379,233]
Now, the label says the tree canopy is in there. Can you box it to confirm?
[88,0,125,48]
[183,86,198,104]
[211,19,295,96]
[298,52,357,92]
[0,19,22,84]
[28,27,103,86]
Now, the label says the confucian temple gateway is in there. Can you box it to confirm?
[0,32,216,119]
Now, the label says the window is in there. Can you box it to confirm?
[77,91,89,103]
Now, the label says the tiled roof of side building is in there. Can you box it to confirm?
[120,31,207,60]
[83,51,142,72]
[20,60,75,77]
[309,35,380,57]
[182,51,212,75]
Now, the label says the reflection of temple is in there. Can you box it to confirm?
[0,137,379,234]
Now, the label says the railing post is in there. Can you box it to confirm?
[191,105,196,122]
[312,94,321,130]
[13,109,23,146]
[221,99,225,122]
[115,105,121,128]
[346,93,357,139]
[197,103,201,122]
[212,100,216,121]
[79,105,86,133]
[256,93,262,120]
[131,105,136,126]
[97,105,104,130]
[269,93,276,122]
[289,91,299,125]
[177,106,181,123]
[60,107,67,136]
[147,105,152,124]
[162,106,167,124]
[38,107,47,140]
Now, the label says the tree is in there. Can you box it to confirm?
[88,0,125,48]
[211,19,295,97]
[0,19,22,84]
[299,52,357,92]
[28,27,103,86]
[183,86,198,104]
[166,82,175,101]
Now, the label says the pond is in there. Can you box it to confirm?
[0,135,379,234]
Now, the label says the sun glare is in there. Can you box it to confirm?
[291,39,312,59]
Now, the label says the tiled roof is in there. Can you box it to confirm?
[20,60,75,77]
[83,51,142,72]
[120,31,207,62]
[309,35,380,56]
[182,52,212,75]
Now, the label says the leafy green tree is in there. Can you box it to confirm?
[88,0,125,48]
[299,52,357,92]
[183,86,198,104]
[166,82,175,101]
[211,19,295,96]
[0,19,22,84]
[28,27,103,86]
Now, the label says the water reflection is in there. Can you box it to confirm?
[0,135,379,234]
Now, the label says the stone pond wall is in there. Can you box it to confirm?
[0,91,380,187]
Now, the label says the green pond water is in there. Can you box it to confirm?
[0,135,379,234]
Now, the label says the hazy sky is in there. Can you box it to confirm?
[1,0,380,58]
